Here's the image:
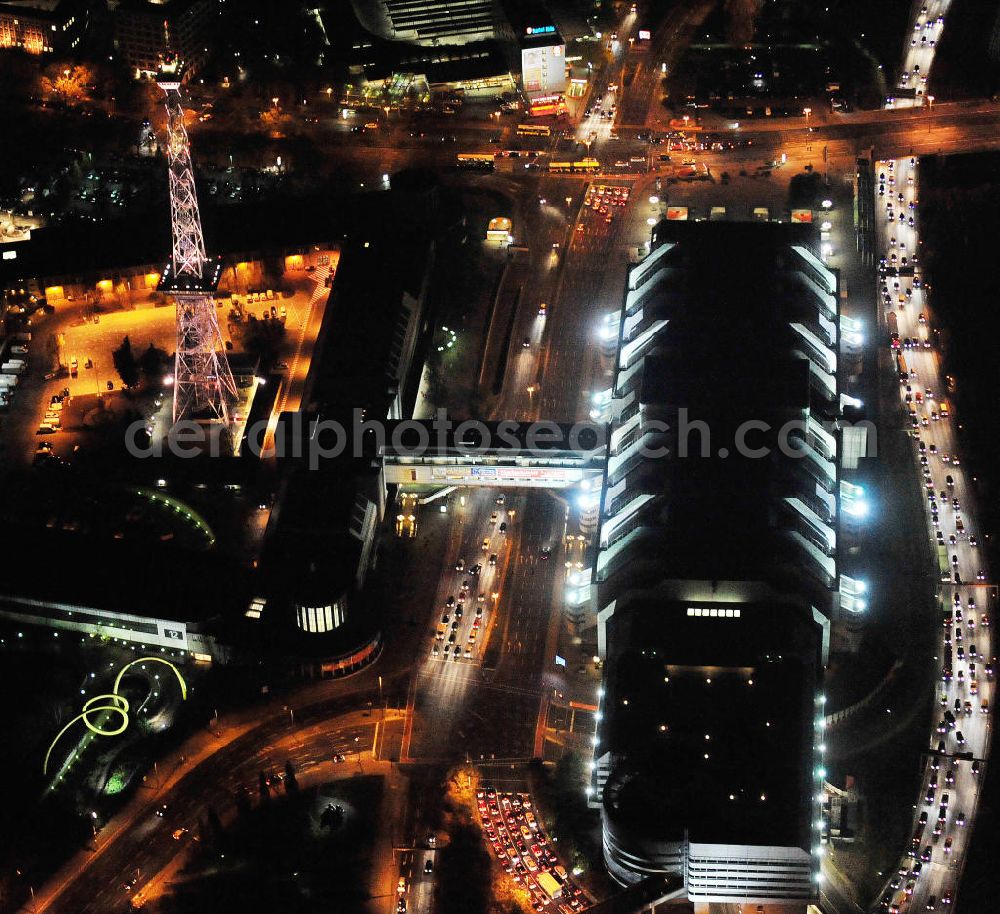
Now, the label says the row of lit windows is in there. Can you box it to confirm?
[687,607,742,618]
[689,863,811,872]
[297,603,345,633]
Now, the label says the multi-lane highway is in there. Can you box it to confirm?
[865,1,994,910]
[871,152,994,914]
[893,1,952,105]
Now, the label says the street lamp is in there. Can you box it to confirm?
[803,106,812,121]
[927,94,935,110]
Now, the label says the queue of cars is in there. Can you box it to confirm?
[578,184,629,232]
[431,496,510,663]
[477,787,588,913]
[876,152,993,913]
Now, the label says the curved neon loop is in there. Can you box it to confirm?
[43,657,187,776]
[113,657,188,702]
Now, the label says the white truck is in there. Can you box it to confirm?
[0,372,18,387]
[2,360,26,375]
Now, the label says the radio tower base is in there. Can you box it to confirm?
[172,290,238,425]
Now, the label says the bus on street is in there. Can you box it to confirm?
[456,153,495,171]
[548,158,600,175]
[517,124,551,137]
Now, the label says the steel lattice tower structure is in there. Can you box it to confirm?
[156,57,237,426]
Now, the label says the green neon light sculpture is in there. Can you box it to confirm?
[43,656,188,776]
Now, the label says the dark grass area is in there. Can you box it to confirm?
[438,819,495,914]
[662,0,912,108]
[916,151,1000,910]
[928,0,1000,99]
[919,152,1000,548]
[165,777,382,914]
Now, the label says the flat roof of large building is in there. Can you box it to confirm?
[602,598,818,849]
[609,221,828,581]
[0,528,249,625]
[598,221,831,862]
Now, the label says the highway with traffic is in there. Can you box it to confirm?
[867,3,993,910]
[16,1,1000,912]
[871,152,994,914]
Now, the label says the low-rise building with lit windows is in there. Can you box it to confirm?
[0,0,88,54]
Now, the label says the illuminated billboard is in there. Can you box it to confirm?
[521,42,566,95]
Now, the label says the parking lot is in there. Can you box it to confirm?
[0,251,333,470]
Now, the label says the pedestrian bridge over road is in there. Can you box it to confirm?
[380,419,607,488]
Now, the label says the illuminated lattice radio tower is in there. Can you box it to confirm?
[156,56,236,426]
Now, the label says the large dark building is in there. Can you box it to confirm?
[112,0,218,76]
[590,222,841,905]
[256,205,438,678]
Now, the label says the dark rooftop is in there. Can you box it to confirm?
[618,221,826,580]
[0,528,248,624]
[603,599,819,849]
